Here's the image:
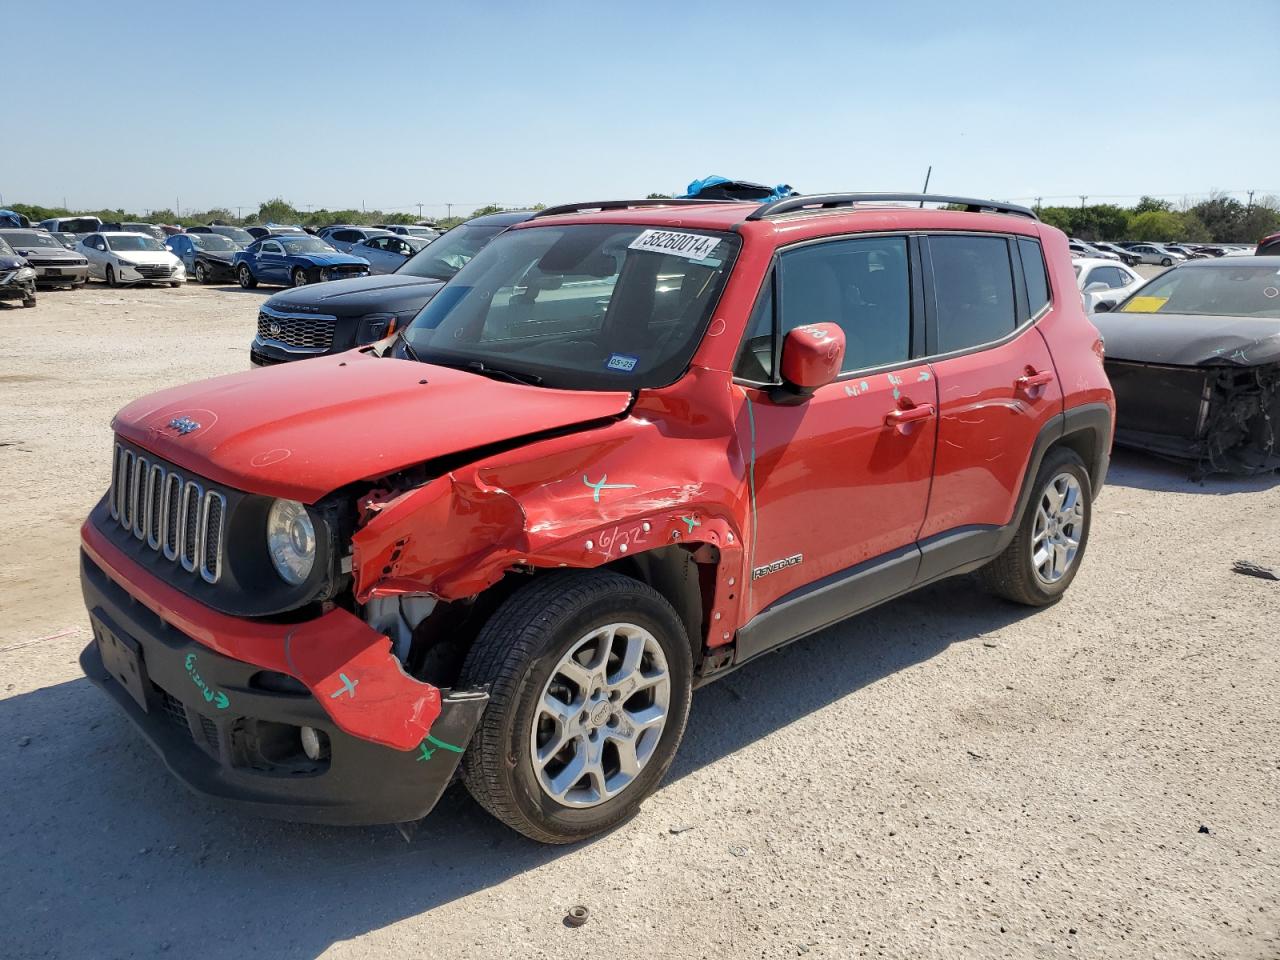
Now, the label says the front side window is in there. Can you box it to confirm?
[262,241,284,255]
[777,236,911,372]
[929,235,1016,353]
[402,223,740,390]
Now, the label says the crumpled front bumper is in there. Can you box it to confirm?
[79,526,488,826]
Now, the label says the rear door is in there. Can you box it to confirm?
[917,233,1062,557]
[733,234,937,621]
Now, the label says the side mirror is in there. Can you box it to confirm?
[1093,300,1114,313]
[776,323,845,402]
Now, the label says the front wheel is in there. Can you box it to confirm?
[459,571,693,844]
[194,263,208,284]
[978,446,1092,606]
[238,265,257,289]
[22,295,36,308]
[105,265,118,287]
[291,267,308,287]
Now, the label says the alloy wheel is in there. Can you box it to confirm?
[530,622,671,808]
[1032,472,1085,584]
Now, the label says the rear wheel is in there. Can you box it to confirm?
[238,265,257,289]
[978,446,1092,606]
[1161,257,1173,266]
[459,571,693,844]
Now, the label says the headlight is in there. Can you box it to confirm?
[15,267,36,280]
[266,499,316,585]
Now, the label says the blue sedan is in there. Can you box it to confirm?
[232,235,370,289]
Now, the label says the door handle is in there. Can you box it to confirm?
[1016,370,1055,397]
[885,403,936,433]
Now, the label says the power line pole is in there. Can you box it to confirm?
[416,202,425,219]
[446,203,453,219]
[1246,190,1255,212]
[1034,196,1042,211]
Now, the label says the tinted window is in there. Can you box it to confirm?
[778,236,911,372]
[930,235,1016,352]
[1085,266,1128,289]
[1018,237,1050,315]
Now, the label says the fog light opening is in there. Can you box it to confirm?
[300,726,330,761]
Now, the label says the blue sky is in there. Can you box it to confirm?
[5,0,1278,218]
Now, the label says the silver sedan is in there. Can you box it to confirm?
[351,234,431,274]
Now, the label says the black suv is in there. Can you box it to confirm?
[250,211,532,366]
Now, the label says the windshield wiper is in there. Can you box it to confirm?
[395,330,422,362]
[433,357,544,387]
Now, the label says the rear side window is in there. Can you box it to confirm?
[929,235,1016,353]
[1018,237,1050,316]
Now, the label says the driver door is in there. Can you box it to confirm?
[257,240,286,283]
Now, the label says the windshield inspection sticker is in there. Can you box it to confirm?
[606,353,639,372]
[628,229,720,261]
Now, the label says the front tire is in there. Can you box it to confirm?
[105,265,118,287]
[459,571,693,844]
[291,267,308,287]
[22,295,36,308]
[978,446,1092,606]
[195,263,208,284]
[238,265,257,289]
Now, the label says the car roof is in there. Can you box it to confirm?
[98,231,153,237]
[465,211,538,227]
[1074,257,1130,270]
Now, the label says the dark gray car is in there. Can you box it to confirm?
[0,229,90,287]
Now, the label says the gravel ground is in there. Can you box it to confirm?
[1,282,1277,960]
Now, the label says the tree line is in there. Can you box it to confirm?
[7,193,1277,243]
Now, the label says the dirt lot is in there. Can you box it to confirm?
[1,282,1277,960]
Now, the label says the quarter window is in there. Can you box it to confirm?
[929,235,1016,353]
[1018,237,1051,316]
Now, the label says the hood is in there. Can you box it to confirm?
[0,255,28,269]
[264,273,445,316]
[302,251,367,266]
[114,250,179,267]
[112,349,633,502]
[1094,312,1280,366]
[14,246,78,261]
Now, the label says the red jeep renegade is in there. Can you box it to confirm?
[80,194,1114,843]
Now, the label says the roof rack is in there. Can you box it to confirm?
[531,198,739,219]
[746,193,1039,222]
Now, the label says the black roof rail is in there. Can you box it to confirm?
[531,198,740,219]
[746,193,1039,222]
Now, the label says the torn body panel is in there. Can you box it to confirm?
[352,366,754,649]
[82,519,440,751]
[1105,359,1280,474]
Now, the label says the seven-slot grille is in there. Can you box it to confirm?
[256,311,336,350]
[108,443,226,584]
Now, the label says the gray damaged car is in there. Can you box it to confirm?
[1093,257,1280,475]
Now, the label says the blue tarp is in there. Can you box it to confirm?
[0,209,29,228]
[679,176,797,204]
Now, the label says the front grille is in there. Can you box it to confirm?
[27,257,85,266]
[136,264,174,278]
[108,442,226,583]
[257,310,336,350]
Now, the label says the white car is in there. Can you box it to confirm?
[77,232,185,287]
[1074,257,1146,312]
[351,233,431,274]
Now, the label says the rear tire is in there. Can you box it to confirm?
[978,446,1092,606]
[1161,257,1173,266]
[459,571,693,844]
[238,265,257,289]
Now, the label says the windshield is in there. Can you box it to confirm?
[62,218,101,233]
[123,223,165,240]
[212,227,253,244]
[279,236,336,254]
[0,231,60,248]
[106,235,166,252]
[1119,264,1280,318]
[0,237,14,257]
[403,227,439,238]
[401,223,741,390]
[189,234,237,252]
[398,224,506,280]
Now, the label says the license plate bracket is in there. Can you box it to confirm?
[93,617,149,712]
